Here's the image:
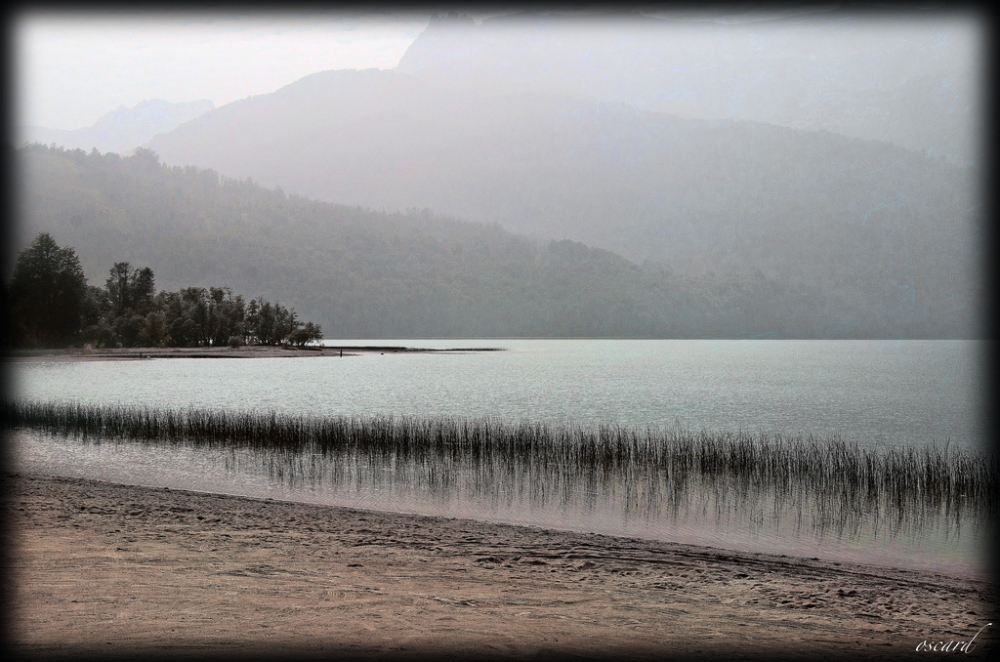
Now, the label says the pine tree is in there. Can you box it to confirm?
[8,233,88,347]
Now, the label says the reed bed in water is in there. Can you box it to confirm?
[4,399,996,519]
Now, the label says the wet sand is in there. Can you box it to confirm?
[7,472,997,660]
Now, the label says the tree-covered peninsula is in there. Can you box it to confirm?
[5,232,321,349]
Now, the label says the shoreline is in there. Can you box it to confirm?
[8,472,997,659]
[3,344,504,362]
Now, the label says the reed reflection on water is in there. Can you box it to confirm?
[7,400,995,574]
[236,431,989,549]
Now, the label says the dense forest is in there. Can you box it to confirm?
[13,144,979,339]
[5,232,321,349]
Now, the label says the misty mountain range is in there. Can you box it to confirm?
[13,11,982,338]
[146,66,978,280]
[397,12,978,166]
[21,12,977,166]
[19,99,215,155]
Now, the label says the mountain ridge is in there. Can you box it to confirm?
[396,11,978,165]
[19,98,215,156]
[143,68,978,314]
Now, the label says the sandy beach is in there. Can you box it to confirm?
[6,472,997,660]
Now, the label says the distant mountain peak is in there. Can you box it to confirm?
[395,14,977,164]
[19,98,216,156]
[428,10,476,23]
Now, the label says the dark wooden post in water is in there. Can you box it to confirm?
[340,349,343,357]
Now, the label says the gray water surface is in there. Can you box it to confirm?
[12,340,984,448]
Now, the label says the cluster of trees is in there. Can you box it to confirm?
[5,233,322,349]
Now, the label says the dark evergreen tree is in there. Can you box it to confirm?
[106,262,155,318]
[106,262,134,318]
[133,267,156,311]
[8,233,88,347]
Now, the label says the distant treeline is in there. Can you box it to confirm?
[13,144,979,338]
[4,232,321,349]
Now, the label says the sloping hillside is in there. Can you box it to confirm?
[16,145,976,338]
[397,12,979,165]
[143,69,981,336]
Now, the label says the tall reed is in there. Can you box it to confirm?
[4,399,996,528]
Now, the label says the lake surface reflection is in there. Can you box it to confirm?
[9,340,990,579]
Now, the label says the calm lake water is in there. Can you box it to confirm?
[11,339,985,449]
[9,339,991,578]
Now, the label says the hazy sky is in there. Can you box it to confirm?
[13,7,865,132]
[15,11,433,130]
[15,8,982,134]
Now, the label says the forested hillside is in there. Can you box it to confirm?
[14,144,979,338]
[142,69,981,339]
